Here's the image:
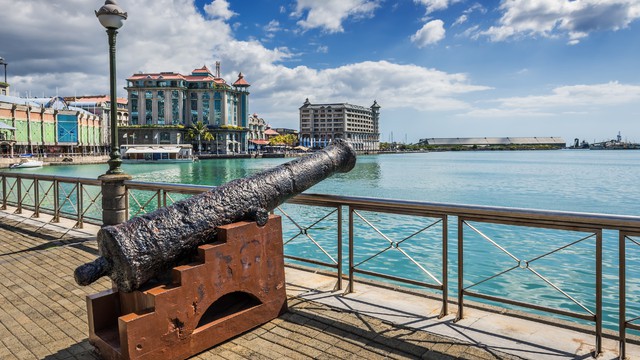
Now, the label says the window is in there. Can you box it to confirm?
[157,91,165,125]
[171,90,180,125]
[202,92,210,124]
[130,91,139,125]
[145,91,153,125]
[190,93,198,123]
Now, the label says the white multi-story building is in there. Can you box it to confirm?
[299,99,380,151]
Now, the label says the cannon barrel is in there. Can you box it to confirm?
[74,139,356,292]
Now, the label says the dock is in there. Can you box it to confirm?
[0,208,637,359]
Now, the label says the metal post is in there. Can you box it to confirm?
[100,177,129,226]
[16,177,22,215]
[440,215,448,318]
[1,174,6,210]
[347,206,354,294]
[336,206,343,291]
[76,182,84,229]
[456,217,464,322]
[33,179,39,218]
[53,180,59,223]
[106,28,123,175]
[595,229,602,356]
[619,232,626,359]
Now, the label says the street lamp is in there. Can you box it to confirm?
[96,0,127,175]
[0,57,7,83]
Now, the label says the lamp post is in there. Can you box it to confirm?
[96,0,131,226]
[0,57,6,83]
[96,0,127,175]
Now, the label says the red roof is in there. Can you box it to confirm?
[127,72,185,81]
[250,139,269,145]
[66,95,127,105]
[264,129,279,136]
[192,65,213,75]
[233,72,250,87]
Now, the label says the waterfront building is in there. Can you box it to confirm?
[124,62,251,154]
[299,99,380,151]
[65,95,128,153]
[272,127,299,138]
[418,137,567,149]
[0,95,104,156]
[0,82,8,96]
[247,113,268,152]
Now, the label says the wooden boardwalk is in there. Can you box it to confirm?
[0,210,528,360]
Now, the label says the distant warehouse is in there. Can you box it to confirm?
[417,137,566,149]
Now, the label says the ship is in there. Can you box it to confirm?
[589,132,640,150]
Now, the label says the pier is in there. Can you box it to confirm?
[1,172,639,359]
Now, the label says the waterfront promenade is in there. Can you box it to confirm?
[0,207,637,359]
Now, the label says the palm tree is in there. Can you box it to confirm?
[187,121,214,154]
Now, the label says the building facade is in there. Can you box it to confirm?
[299,99,380,151]
[124,63,251,154]
[0,95,104,156]
[66,95,128,153]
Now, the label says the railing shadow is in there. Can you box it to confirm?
[287,281,593,359]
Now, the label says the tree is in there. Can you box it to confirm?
[187,121,214,154]
[269,134,297,146]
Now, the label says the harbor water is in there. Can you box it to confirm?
[14,149,640,332]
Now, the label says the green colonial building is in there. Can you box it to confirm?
[0,95,104,156]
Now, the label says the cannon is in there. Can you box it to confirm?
[74,139,356,292]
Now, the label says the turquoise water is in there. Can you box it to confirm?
[28,149,640,214]
[13,150,640,331]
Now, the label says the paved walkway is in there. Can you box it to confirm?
[0,208,637,359]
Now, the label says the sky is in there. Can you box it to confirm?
[1,0,640,144]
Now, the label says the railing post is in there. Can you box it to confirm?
[125,185,130,220]
[15,176,22,214]
[455,217,464,322]
[336,205,343,291]
[440,215,448,318]
[53,179,60,223]
[75,181,83,229]
[99,174,132,226]
[33,178,39,218]
[595,229,602,357]
[1,174,6,210]
[347,206,354,294]
[619,231,626,360]
[157,189,161,210]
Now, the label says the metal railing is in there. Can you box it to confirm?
[1,171,640,357]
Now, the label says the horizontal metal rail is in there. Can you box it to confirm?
[2,172,640,354]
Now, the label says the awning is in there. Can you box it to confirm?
[0,122,15,130]
[125,147,181,154]
[250,139,269,145]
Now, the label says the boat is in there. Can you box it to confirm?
[10,159,44,169]
[121,144,196,163]
[589,132,640,150]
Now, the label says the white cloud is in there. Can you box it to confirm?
[252,61,490,115]
[292,0,380,33]
[411,20,446,47]
[465,82,640,118]
[482,0,640,44]
[204,0,237,20]
[414,0,462,14]
[264,20,282,33]
[0,0,490,129]
[316,45,329,53]
[453,14,468,26]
